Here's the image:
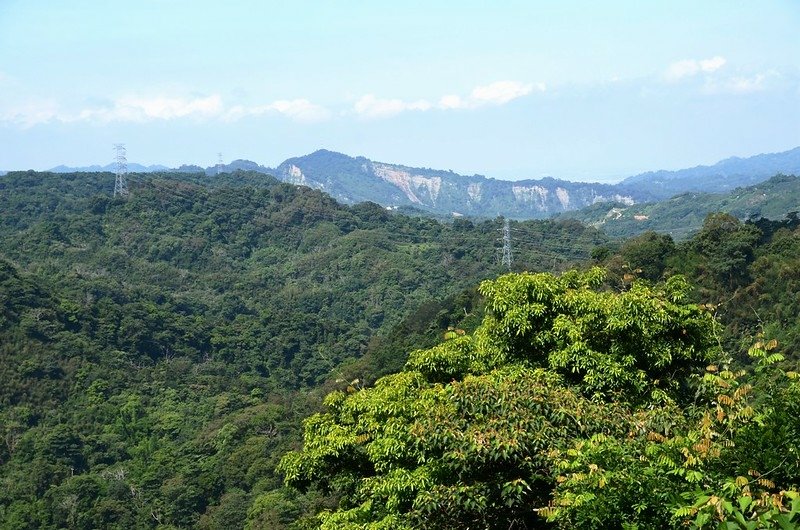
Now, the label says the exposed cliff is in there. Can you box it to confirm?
[275,150,647,218]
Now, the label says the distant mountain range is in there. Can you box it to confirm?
[48,160,272,176]
[273,150,651,218]
[559,173,800,240]
[45,146,800,219]
[620,146,800,199]
[49,162,171,173]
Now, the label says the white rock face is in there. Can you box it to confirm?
[512,185,549,209]
[286,164,308,186]
[413,175,442,203]
[467,182,483,202]
[555,187,570,209]
[372,164,442,205]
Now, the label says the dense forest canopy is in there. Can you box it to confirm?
[282,270,800,529]
[1,170,799,528]
[0,171,602,528]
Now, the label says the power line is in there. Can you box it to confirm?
[103,170,602,264]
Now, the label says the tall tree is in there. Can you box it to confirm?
[279,268,719,528]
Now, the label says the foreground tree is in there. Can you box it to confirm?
[280,268,732,528]
[550,340,800,529]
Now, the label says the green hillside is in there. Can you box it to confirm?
[0,170,604,528]
[621,146,800,198]
[2,169,800,528]
[558,174,800,239]
[281,212,800,529]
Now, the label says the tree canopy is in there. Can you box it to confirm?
[3,170,800,528]
[280,269,800,529]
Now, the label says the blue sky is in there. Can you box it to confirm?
[1,0,798,181]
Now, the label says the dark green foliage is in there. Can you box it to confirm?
[280,270,720,528]
[690,213,761,289]
[617,231,675,281]
[559,173,800,240]
[0,170,603,528]
[3,166,800,528]
[595,212,800,364]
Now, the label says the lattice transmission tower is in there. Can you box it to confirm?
[500,218,513,270]
[217,152,224,175]
[113,143,129,197]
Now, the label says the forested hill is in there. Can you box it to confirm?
[274,150,648,218]
[621,146,800,199]
[4,169,800,528]
[45,146,800,221]
[558,173,800,240]
[282,222,800,528]
[48,152,641,219]
[0,169,605,528]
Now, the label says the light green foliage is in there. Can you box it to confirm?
[549,340,800,529]
[469,268,715,403]
[281,269,719,528]
[281,367,614,529]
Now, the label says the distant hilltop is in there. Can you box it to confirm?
[271,149,646,218]
[621,146,800,198]
[43,146,800,219]
[49,162,171,173]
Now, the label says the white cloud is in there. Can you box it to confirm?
[228,99,330,122]
[726,74,767,94]
[269,99,330,122]
[3,80,546,126]
[354,80,543,119]
[702,72,772,95]
[0,99,60,128]
[122,94,223,120]
[664,56,726,81]
[661,55,778,96]
[438,94,465,110]
[470,80,539,105]
[74,94,224,123]
[353,94,432,119]
[0,94,331,127]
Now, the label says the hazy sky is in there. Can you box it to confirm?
[1,0,799,181]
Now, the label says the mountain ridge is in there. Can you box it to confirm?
[49,162,170,173]
[42,146,800,219]
[559,173,800,239]
[273,149,647,218]
[621,146,800,198]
